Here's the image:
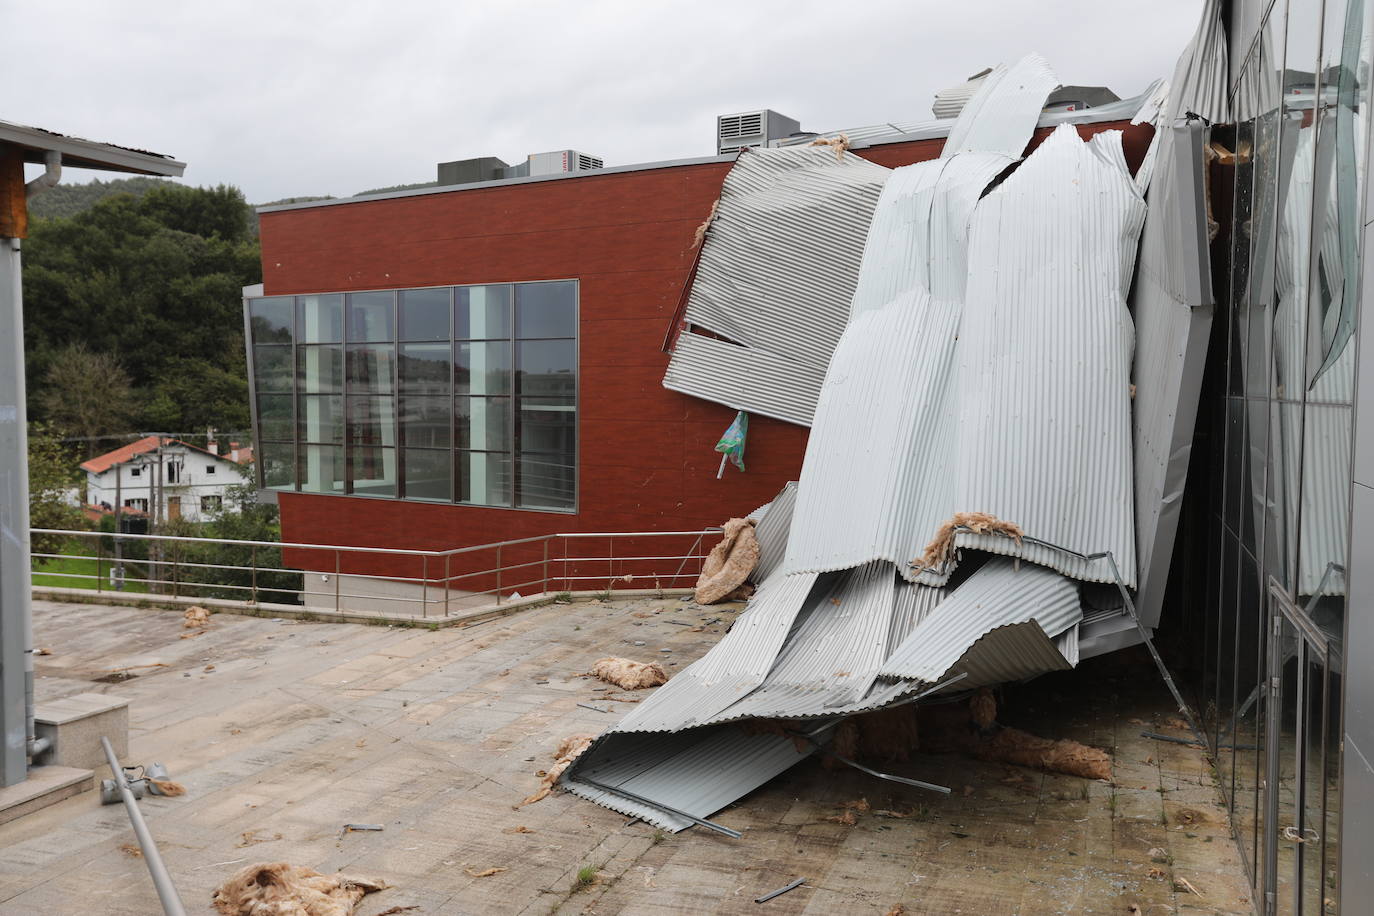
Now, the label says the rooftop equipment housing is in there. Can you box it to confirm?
[437,149,604,186]
[716,109,802,155]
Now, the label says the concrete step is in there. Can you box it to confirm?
[0,766,93,826]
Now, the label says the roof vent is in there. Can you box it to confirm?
[716,109,801,155]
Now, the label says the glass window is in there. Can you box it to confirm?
[298,394,343,444]
[518,453,575,510]
[301,444,345,494]
[298,345,343,394]
[515,281,576,338]
[402,397,451,449]
[298,294,343,343]
[346,291,394,342]
[258,441,295,490]
[257,394,293,441]
[457,396,510,451]
[456,285,511,339]
[346,345,395,395]
[347,396,396,448]
[456,341,511,395]
[404,449,451,502]
[399,343,451,396]
[253,345,294,393]
[400,288,450,341]
[349,445,396,497]
[517,340,576,397]
[200,495,223,512]
[458,451,510,506]
[249,297,293,343]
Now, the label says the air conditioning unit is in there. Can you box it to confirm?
[526,150,605,177]
[716,109,802,155]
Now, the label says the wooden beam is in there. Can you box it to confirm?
[0,142,28,239]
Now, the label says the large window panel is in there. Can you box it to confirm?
[458,451,510,506]
[258,441,296,489]
[299,394,343,444]
[298,345,343,394]
[516,339,576,397]
[300,444,345,494]
[404,448,451,502]
[515,281,576,338]
[350,446,396,497]
[347,396,396,448]
[249,297,293,343]
[457,396,510,451]
[346,345,395,395]
[257,394,294,441]
[456,341,511,395]
[253,345,294,393]
[456,284,511,339]
[400,343,452,396]
[346,291,394,342]
[400,288,451,341]
[402,397,451,449]
[298,294,343,343]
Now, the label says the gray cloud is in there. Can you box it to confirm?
[4,0,1201,202]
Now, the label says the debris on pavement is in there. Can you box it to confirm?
[211,861,387,916]
[184,606,211,629]
[754,877,806,903]
[518,734,594,807]
[465,867,507,878]
[589,656,669,689]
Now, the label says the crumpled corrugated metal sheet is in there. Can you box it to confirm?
[785,124,1145,587]
[662,146,890,426]
[942,55,1060,159]
[750,481,796,583]
[1167,0,1230,123]
[878,559,1081,684]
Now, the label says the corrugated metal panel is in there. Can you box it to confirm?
[751,481,797,583]
[662,332,825,427]
[887,581,946,651]
[663,145,890,425]
[879,558,1081,682]
[611,572,820,733]
[1167,0,1229,124]
[1131,121,1216,627]
[943,55,1060,159]
[786,84,1165,150]
[563,724,821,832]
[785,125,1145,587]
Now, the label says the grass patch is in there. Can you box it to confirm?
[33,545,149,593]
[574,864,598,890]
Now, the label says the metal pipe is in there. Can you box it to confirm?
[24,151,61,199]
[99,737,187,916]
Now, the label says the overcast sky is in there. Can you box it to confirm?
[4,0,1201,203]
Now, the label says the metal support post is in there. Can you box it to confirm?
[0,236,30,786]
[100,737,187,915]
[250,544,257,604]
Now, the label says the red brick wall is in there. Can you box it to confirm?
[261,121,1152,577]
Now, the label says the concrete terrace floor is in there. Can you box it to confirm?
[0,597,1255,915]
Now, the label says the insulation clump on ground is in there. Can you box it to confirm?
[211,862,386,916]
[519,734,594,807]
[183,606,211,629]
[694,518,760,604]
[589,657,668,690]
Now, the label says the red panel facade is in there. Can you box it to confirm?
[261,122,1152,571]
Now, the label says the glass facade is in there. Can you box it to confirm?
[1199,0,1368,909]
[246,281,578,511]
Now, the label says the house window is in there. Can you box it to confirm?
[125,498,148,512]
[129,467,141,478]
[166,461,182,484]
[247,281,578,511]
[206,465,216,475]
[201,495,223,513]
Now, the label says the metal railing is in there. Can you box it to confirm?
[29,527,718,618]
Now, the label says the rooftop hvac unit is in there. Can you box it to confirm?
[716,109,802,155]
[526,149,605,177]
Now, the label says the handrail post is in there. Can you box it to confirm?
[543,538,550,595]
[608,536,614,593]
[564,536,570,593]
[421,555,428,619]
[250,544,258,605]
[334,550,341,614]
[171,543,179,599]
[95,535,103,594]
[444,554,451,617]
[496,545,503,605]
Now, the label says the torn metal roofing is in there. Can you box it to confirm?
[1166,0,1230,123]
[750,481,796,583]
[942,56,1060,159]
[662,146,889,425]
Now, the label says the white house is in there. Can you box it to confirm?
[82,436,252,524]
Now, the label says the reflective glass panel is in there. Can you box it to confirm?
[257,394,293,441]
[518,454,575,510]
[298,294,343,343]
[346,345,395,395]
[253,345,294,393]
[457,396,510,451]
[404,448,451,502]
[297,345,343,395]
[249,297,293,343]
[516,340,576,397]
[298,394,343,444]
[402,396,451,449]
[300,444,345,494]
[349,445,396,497]
[347,396,396,448]
[400,288,450,341]
[258,441,295,489]
[515,281,576,338]
[458,451,510,506]
[456,285,511,339]
[346,291,394,342]
[456,342,511,395]
[399,343,451,397]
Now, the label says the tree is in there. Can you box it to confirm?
[27,423,83,558]
[38,343,135,458]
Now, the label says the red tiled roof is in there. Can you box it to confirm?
[79,436,226,474]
